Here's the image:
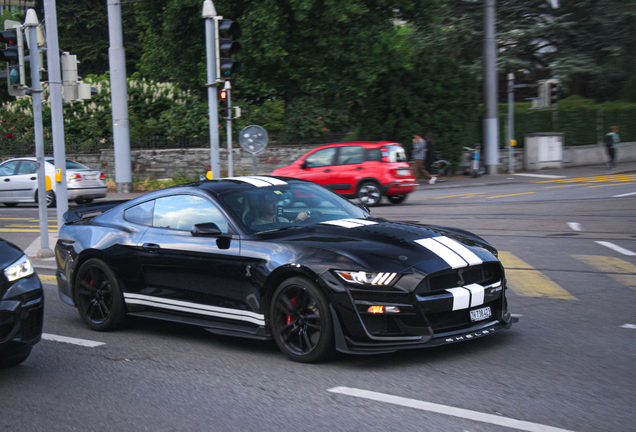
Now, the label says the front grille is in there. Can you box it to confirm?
[426,300,497,332]
[417,263,501,294]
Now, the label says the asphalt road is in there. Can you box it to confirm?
[1,171,635,432]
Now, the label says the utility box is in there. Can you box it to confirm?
[524,133,564,170]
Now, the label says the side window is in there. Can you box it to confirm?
[124,200,155,226]
[304,147,336,168]
[336,146,364,165]
[0,160,19,177]
[153,195,230,233]
[17,161,37,175]
[366,148,381,162]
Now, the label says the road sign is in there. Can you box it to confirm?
[239,125,268,154]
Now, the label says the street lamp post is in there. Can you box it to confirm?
[203,0,221,179]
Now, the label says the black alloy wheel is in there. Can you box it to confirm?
[270,276,334,363]
[387,194,407,204]
[357,181,382,206]
[75,258,126,331]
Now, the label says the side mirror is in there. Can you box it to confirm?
[300,161,308,169]
[191,222,222,237]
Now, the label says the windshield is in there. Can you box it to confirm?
[45,159,91,170]
[218,182,372,233]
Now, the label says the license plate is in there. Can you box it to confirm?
[470,306,491,322]
[84,174,96,180]
[398,169,411,176]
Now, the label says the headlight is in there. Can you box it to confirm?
[334,270,398,286]
[4,254,34,282]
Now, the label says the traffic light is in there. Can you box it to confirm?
[0,21,26,97]
[550,82,561,106]
[215,19,241,79]
[219,88,229,118]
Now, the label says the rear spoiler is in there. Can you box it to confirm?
[63,200,129,224]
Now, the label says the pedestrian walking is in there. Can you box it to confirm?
[411,132,435,184]
[604,126,620,169]
[424,132,437,185]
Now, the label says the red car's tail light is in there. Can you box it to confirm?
[74,173,82,181]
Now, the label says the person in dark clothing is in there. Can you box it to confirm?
[424,132,437,184]
[604,126,620,169]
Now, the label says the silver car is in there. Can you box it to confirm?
[0,157,108,207]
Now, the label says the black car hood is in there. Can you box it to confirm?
[275,219,498,274]
[0,239,26,269]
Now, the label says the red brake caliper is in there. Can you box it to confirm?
[286,297,297,325]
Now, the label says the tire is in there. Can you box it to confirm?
[34,190,56,208]
[75,198,93,205]
[269,276,334,363]
[75,258,127,331]
[387,194,407,204]
[357,181,382,207]
[435,161,453,182]
[0,346,32,368]
[3,203,18,207]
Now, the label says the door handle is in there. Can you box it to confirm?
[324,169,332,172]
[30,177,36,180]
[142,243,160,252]
[356,167,363,170]
[3,178,9,182]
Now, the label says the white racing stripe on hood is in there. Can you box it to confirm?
[415,238,467,269]
[249,176,288,186]
[320,219,379,228]
[433,236,483,266]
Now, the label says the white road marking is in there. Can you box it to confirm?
[327,387,575,432]
[567,222,582,231]
[620,324,636,329]
[595,241,636,256]
[613,191,636,197]
[42,333,105,348]
[512,173,567,179]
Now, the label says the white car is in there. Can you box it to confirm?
[0,157,108,207]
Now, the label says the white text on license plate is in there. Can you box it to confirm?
[470,306,491,322]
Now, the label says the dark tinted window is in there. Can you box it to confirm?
[153,195,229,232]
[336,146,364,165]
[124,200,155,226]
[304,147,336,168]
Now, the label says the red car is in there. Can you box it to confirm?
[271,142,416,206]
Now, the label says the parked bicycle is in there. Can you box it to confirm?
[426,150,453,182]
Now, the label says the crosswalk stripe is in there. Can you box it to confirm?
[498,251,577,300]
[571,255,636,291]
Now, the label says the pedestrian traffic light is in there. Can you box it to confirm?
[0,21,26,97]
[215,19,241,80]
[550,82,561,106]
[219,88,229,118]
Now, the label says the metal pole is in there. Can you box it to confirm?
[25,10,53,257]
[483,0,499,175]
[225,80,233,177]
[44,0,68,231]
[507,72,515,173]
[203,0,221,179]
[107,0,132,193]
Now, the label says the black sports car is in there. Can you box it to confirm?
[55,176,515,363]
[1,238,44,367]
